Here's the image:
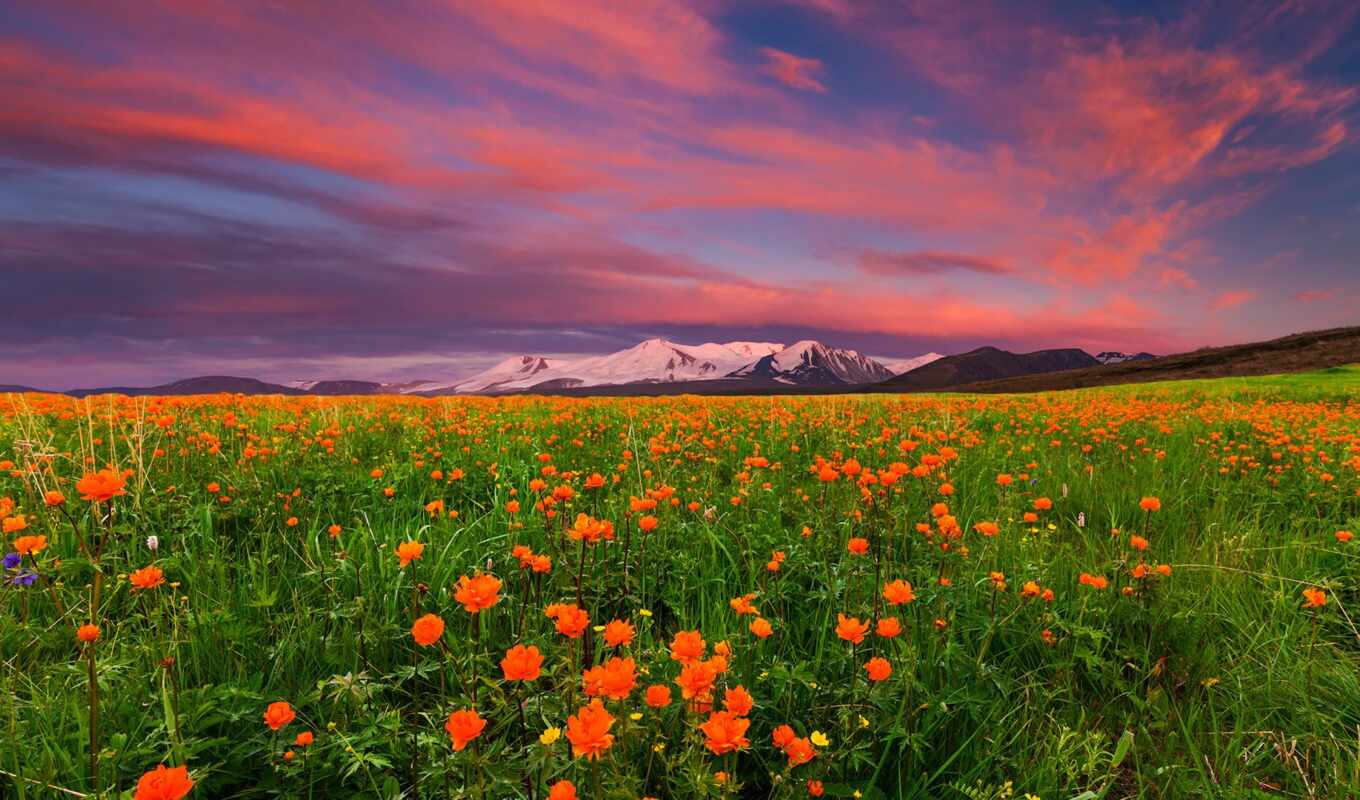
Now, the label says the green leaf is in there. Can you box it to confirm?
[1111,728,1134,767]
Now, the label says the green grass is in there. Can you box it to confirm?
[1,376,1358,799]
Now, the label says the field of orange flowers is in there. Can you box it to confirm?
[2,377,1359,799]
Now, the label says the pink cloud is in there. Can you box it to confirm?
[760,47,828,92]
[857,249,1011,276]
[1294,289,1335,303]
[1209,290,1257,311]
[1158,268,1199,291]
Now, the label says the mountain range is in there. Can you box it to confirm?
[7,327,1356,398]
[0,333,1231,397]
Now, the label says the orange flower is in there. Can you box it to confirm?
[645,684,672,708]
[583,656,637,700]
[12,534,46,555]
[729,593,759,616]
[129,565,165,591]
[669,630,705,663]
[808,779,825,796]
[864,657,892,682]
[876,616,901,638]
[785,736,816,767]
[835,613,868,645]
[77,623,101,643]
[396,540,424,567]
[77,469,127,502]
[749,617,773,638]
[295,731,314,746]
[548,779,578,800]
[501,644,544,681]
[1021,580,1041,599]
[133,764,194,800]
[565,699,615,760]
[1139,496,1161,512]
[723,685,754,716]
[3,515,27,534]
[263,701,295,730]
[327,524,342,538]
[1335,530,1353,543]
[638,515,658,532]
[847,537,869,555]
[1078,572,1109,590]
[1033,497,1052,511]
[1302,587,1327,608]
[675,659,719,700]
[545,603,590,638]
[1129,535,1149,551]
[603,619,635,647]
[772,724,796,749]
[882,579,916,605]
[411,614,445,647]
[454,574,501,613]
[699,710,751,755]
[44,490,66,507]
[445,708,486,751]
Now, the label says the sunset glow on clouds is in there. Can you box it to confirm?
[2,0,1358,387]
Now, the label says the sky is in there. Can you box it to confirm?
[2,0,1358,390]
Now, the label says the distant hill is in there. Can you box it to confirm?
[880,346,1099,391]
[0,384,47,393]
[916,326,1360,394]
[68,376,307,397]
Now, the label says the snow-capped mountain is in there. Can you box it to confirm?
[474,339,785,391]
[1094,351,1157,364]
[287,378,441,394]
[437,356,564,394]
[726,340,895,385]
[877,353,945,375]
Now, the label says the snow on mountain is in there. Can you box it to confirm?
[385,380,443,394]
[716,341,786,360]
[727,340,895,385]
[1094,351,1157,364]
[482,339,785,391]
[877,353,945,375]
[437,356,564,394]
